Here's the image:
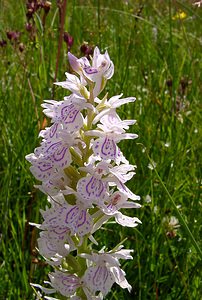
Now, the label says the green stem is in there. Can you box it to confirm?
[81,83,95,162]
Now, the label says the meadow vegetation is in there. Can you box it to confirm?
[0,0,201,299]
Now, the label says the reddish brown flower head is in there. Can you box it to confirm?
[80,43,93,59]
[25,22,33,32]
[6,31,21,41]
[63,32,74,51]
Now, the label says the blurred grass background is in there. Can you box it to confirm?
[0,0,202,299]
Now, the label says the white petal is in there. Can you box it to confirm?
[110,266,132,292]
[109,95,136,108]
[117,181,140,201]
[118,133,138,141]
[92,46,101,66]
[104,60,114,79]
[37,229,72,259]
[25,153,37,163]
[115,212,141,227]
[93,77,103,98]
[92,214,110,234]
[111,248,134,260]
[30,283,55,294]
[93,108,111,124]
[85,130,104,138]
[68,52,80,72]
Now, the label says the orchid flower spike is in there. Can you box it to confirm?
[26,46,141,300]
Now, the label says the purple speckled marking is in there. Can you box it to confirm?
[38,161,53,172]
[52,227,68,235]
[101,137,116,158]
[61,104,79,124]
[93,266,108,286]
[65,206,79,224]
[53,146,68,162]
[85,177,105,198]
[61,103,74,115]
[60,275,80,294]
[84,66,98,74]
[46,141,61,154]
[62,275,79,286]
[46,216,58,227]
[107,203,113,210]
[50,123,58,138]
[77,210,87,228]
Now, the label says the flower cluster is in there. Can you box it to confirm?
[26,46,141,299]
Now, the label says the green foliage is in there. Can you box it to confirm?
[0,0,201,299]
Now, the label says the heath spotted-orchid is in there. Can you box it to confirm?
[26,46,141,300]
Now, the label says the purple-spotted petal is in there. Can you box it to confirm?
[92,136,118,161]
[61,103,78,122]
[38,229,71,260]
[41,202,93,237]
[65,206,93,236]
[83,266,114,296]
[35,140,72,169]
[57,103,84,132]
[49,271,81,297]
[51,145,71,168]
[77,176,107,205]
[41,205,68,229]
[39,123,61,140]
[30,158,56,181]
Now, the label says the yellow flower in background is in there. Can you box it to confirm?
[172,9,187,20]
